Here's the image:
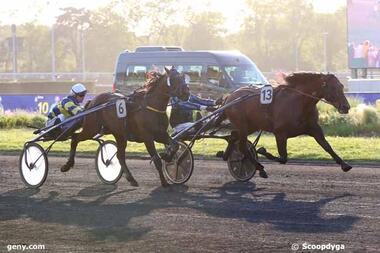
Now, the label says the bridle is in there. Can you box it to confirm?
[282,75,335,107]
[144,72,188,114]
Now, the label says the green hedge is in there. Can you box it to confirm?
[318,98,380,136]
[0,111,46,129]
[1,98,379,136]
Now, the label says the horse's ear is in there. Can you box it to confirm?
[171,65,176,70]
[164,67,170,75]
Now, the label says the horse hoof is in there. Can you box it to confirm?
[160,153,174,163]
[60,164,72,172]
[129,180,139,187]
[255,162,264,171]
[257,147,267,155]
[341,162,352,172]
[259,170,268,179]
[161,180,170,187]
[126,175,138,187]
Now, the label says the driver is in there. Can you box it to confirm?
[46,83,87,132]
[169,74,224,134]
[170,94,222,132]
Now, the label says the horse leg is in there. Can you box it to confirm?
[114,135,138,187]
[275,134,288,164]
[257,135,288,164]
[61,133,79,172]
[160,139,179,163]
[256,147,279,161]
[154,132,179,163]
[144,139,169,187]
[61,121,101,172]
[237,132,268,178]
[220,131,238,161]
[309,125,352,172]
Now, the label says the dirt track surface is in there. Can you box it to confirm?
[0,155,379,253]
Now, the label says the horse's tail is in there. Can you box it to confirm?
[212,95,230,127]
[213,111,226,128]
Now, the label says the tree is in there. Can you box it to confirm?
[55,7,91,72]
[17,23,51,72]
[183,11,226,50]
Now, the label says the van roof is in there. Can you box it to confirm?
[118,50,255,66]
[135,46,184,52]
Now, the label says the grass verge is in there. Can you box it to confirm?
[1,129,379,163]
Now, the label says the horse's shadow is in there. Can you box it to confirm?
[0,182,359,242]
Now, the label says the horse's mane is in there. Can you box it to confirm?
[134,71,164,96]
[284,72,324,87]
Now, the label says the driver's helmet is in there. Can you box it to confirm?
[70,83,87,96]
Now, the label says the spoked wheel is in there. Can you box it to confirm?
[19,143,48,188]
[163,141,194,184]
[227,140,257,182]
[95,140,123,184]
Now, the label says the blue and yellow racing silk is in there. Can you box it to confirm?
[48,96,83,119]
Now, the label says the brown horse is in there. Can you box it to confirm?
[220,72,352,177]
[60,67,190,187]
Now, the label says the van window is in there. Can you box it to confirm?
[206,66,222,86]
[175,65,203,84]
[224,65,266,85]
[125,65,148,86]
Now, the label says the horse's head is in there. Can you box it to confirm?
[319,74,350,114]
[164,67,190,101]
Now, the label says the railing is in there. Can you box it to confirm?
[0,72,114,84]
[0,71,370,86]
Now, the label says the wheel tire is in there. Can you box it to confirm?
[95,140,123,184]
[19,143,48,188]
[163,141,194,184]
[227,140,257,182]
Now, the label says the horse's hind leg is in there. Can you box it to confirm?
[309,125,352,172]
[114,135,138,187]
[257,134,288,164]
[61,127,96,172]
[61,133,79,172]
[238,132,268,178]
[275,134,288,164]
[257,147,279,161]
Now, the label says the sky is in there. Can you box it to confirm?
[0,0,346,31]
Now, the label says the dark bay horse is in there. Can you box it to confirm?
[221,72,352,176]
[60,67,190,187]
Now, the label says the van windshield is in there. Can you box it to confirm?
[224,65,267,85]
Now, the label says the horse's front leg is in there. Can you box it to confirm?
[114,135,138,187]
[309,124,352,172]
[144,138,169,187]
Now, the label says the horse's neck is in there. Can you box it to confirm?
[289,83,321,108]
[290,79,322,96]
[145,85,169,111]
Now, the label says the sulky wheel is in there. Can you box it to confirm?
[163,141,194,184]
[227,140,257,182]
[95,140,123,184]
[19,143,49,188]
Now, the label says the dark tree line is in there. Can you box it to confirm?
[0,0,347,73]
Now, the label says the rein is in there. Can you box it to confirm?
[142,76,171,115]
[146,105,166,114]
[282,86,333,106]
